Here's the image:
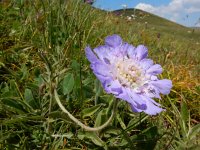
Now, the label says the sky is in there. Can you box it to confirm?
[93,0,200,27]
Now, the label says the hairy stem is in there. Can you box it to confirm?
[54,89,118,132]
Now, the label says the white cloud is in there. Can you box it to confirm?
[135,3,156,13]
[195,23,200,27]
[135,0,200,25]
[135,2,181,20]
[183,0,200,13]
[195,18,200,27]
[186,7,200,13]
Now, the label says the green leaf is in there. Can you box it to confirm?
[117,114,126,130]
[20,64,28,81]
[34,75,44,86]
[94,109,107,127]
[77,131,85,140]
[142,126,158,139]
[126,114,149,132]
[81,103,105,118]
[85,132,105,146]
[62,132,73,139]
[181,100,189,124]
[118,139,128,147]
[71,60,80,72]
[95,79,102,96]
[77,131,105,146]
[188,124,200,140]
[94,79,103,105]
[24,88,38,109]
[136,126,159,150]
[104,128,121,135]
[82,76,93,86]
[2,115,44,125]
[2,98,27,113]
[62,73,74,95]
[187,144,200,150]
[180,100,189,136]
[24,89,34,104]
[9,80,19,97]
[0,82,9,93]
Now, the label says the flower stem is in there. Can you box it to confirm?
[54,89,118,132]
[47,82,53,133]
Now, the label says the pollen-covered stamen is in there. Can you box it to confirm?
[114,59,145,88]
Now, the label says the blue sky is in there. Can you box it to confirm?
[93,0,200,27]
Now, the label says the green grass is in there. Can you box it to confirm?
[0,0,199,149]
[114,8,200,41]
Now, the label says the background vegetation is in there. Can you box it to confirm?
[0,0,199,149]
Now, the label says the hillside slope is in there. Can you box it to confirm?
[113,8,200,41]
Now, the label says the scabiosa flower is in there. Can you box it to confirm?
[85,35,172,115]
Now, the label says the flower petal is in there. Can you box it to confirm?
[143,84,161,99]
[130,95,163,115]
[127,44,136,59]
[119,42,134,57]
[130,103,146,112]
[91,62,111,77]
[134,45,148,60]
[140,59,154,70]
[117,88,146,109]
[93,46,107,60]
[141,95,164,115]
[146,64,163,75]
[105,34,122,48]
[85,46,99,63]
[94,73,112,88]
[150,79,172,95]
[105,80,123,95]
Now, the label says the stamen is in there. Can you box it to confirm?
[114,59,144,89]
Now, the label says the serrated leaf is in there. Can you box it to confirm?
[82,104,105,118]
[62,73,74,95]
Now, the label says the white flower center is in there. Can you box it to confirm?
[113,58,145,89]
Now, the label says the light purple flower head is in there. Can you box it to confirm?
[85,34,172,115]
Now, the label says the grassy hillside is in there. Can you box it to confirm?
[0,0,199,149]
[113,8,200,41]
